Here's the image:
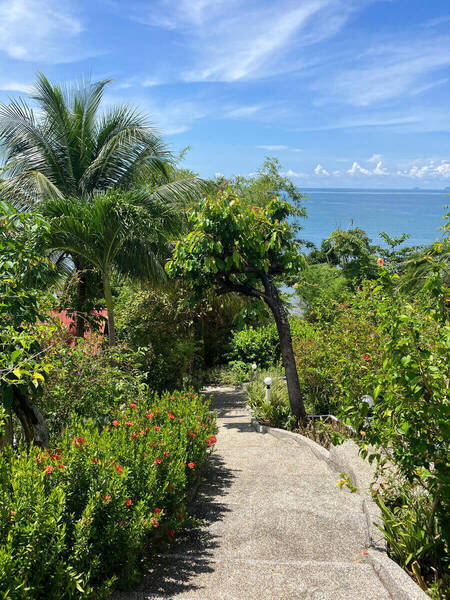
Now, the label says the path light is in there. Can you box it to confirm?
[264,376,272,403]
[361,394,374,408]
[252,363,257,377]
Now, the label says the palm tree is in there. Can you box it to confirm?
[0,73,204,335]
[42,189,182,346]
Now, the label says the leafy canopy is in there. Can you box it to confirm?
[166,187,305,299]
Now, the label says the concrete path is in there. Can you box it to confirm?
[114,386,393,600]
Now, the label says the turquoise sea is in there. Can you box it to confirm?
[299,188,448,248]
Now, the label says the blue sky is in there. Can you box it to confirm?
[0,0,449,188]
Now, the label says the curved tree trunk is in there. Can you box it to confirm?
[12,387,49,448]
[261,273,307,422]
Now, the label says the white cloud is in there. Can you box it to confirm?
[367,153,383,163]
[0,80,32,93]
[397,160,450,179]
[323,36,450,106]
[372,161,388,175]
[257,145,289,151]
[226,105,263,118]
[314,163,329,176]
[347,162,372,176]
[256,145,302,152]
[136,0,362,83]
[0,0,84,63]
[283,169,308,178]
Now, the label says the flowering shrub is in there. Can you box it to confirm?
[0,390,217,599]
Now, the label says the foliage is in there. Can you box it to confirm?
[293,263,348,313]
[42,189,183,345]
[39,338,149,442]
[166,186,305,299]
[245,370,295,429]
[0,205,56,407]
[0,389,216,599]
[342,256,449,596]
[227,323,280,369]
[291,289,383,414]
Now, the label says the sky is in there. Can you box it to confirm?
[0,0,449,188]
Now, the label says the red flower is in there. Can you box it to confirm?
[377,257,384,266]
[154,507,162,514]
[125,421,133,427]
[103,494,111,502]
[168,529,175,538]
[179,418,183,423]
[145,412,154,420]
[169,414,175,420]
[112,420,119,427]
[187,462,195,469]
[164,451,170,458]
[115,464,124,474]
[92,457,99,464]
[155,458,162,465]
[73,437,86,448]
[150,517,159,527]
[45,465,53,475]
[58,464,64,469]
[130,403,137,409]
[154,425,160,431]
[125,499,132,507]
[187,431,195,439]
[131,432,138,440]
[364,354,370,361]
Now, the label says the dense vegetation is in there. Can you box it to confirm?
[0,74,448,599]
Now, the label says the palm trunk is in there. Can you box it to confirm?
[103,272,117,346]
[261,273,307,422]
[73,258,87,338]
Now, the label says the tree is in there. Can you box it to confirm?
[42,189,180,346]
[166,187,307,421]
[0,73,203,335]
[0,202,53,447]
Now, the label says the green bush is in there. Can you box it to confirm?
[0,389,217,599]
[292,288,383,415]
[245,370,295,429]
[227,323,280,369]
[39,340,149,442]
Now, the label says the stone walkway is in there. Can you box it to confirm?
[114,386,394,600]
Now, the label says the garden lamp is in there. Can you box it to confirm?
[252,363,257,377]
[264,376,272,402]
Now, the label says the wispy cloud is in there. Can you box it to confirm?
[314,163,329,176]
[0,0,85,63]
[134,0,364,82]
[256,145,302,152]
[319,36,450,106]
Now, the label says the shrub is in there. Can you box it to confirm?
[39,339,149,442]
[245,370,295,429]
[227,323,280,369]
[292,288,384,415]
[0,390,217,599]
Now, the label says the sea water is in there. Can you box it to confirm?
[299,188,448,248]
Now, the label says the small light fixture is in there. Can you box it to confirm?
[252,363,257,372]
[264,376,272,388]
[361,394,374,408]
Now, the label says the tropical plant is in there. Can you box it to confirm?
[42,189,182,345]
[166,187,308,420]
[0,73,204,335]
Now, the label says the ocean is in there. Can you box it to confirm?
[298,188,448,248]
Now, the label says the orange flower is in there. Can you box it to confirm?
[150,517,159,527]
[45,465,53,475]
[103,494,111,502]
[125,499,132,507]
[155,458,162,465]
[130,403,137,409]
[377,257,384,266]
[92,457,99,464]
[187,462,195,469]
[115,464,124,474]
[112,420,119,427]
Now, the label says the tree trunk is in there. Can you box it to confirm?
[103,273,117,346]
[261,273,307,422]
[12,387,49,448]
[74,258,87,338]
